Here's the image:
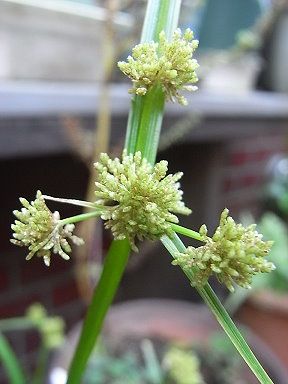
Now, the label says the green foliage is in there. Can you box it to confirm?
[81,336,249,384]
[173,209,274,291]
[94,150,191,251]
[83,352,144,384]
[83,340,204,384]
[265,171,288,216]
[0,304,65,384]
[255,212,288,292]
[236,29,261,51]
[118,29,199,105]
[0,333,26,384]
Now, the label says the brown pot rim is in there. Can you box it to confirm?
[248,289,288,315]
[50,299,288,384]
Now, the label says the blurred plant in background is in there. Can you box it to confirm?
[0,304,64,384]
[82,333,251,384]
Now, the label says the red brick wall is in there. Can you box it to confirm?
[0,153,88,383]
[0,250,86,382]
[221,132,288,218]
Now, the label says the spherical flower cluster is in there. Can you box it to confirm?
[173,209,275,292]
[164,347,204,384]
[118,28,199,105]
[94,151,191,251]
[11,191,84,266]
[26,303,65,349]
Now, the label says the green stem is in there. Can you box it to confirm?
[32,345,49,384]
[141,339,164,384]
[141,0,181,42]
[134,85,165,163]
[171,223,203,242]
[125,0,181,164]
[0,318,33,332]
[0,332,26,384]
[198,285,273,384]
[67,1,182,382]
[59,211,101,226]
[161,233,273,384]
[43,195,96,209]
[67,239,130,384]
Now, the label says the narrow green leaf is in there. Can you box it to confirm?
[67,239,130,384]
[0,318,33,332]
[141,0,181,42]
[32,346,49,384]
[141,339,164,384]
[125,0,181,164]
[0,332,26,384]
[67,1,182,382]
[125,95,143,155]
[134,85,165,164]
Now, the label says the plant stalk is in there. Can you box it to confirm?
[60,211,101,226]
[171,223,203,242]
[32,345,49,384]
[74,0,118,303]
[125,0,181,164]
[0,332,26,384]
[0,318,33,332]
[43,195,96,209]
[66,239,130,384]
[161,233,274,384]
[66,1,181,382]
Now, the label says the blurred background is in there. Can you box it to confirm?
[1,0,288,383]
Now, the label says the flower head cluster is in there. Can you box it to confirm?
[164,347,204,384]
[118,28,199,105]
[26,303,65,349]
[236,29,261,52]
[11,191,84,266]
[94,151,191,251]
[173,209,274,292]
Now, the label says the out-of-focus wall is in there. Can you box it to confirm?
[0,0,131,81]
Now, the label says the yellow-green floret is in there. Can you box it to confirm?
[118,29,199,105]
[164,347,204,384]
[94,151,191,251]
[173,209,275,292]
[11,191,83,266]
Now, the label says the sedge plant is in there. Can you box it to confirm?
[0,304,64,384]
[7,1,276,383]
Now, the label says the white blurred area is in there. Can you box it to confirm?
[0,0,133,81]
[1,0,285,95]
[49,367,67,384]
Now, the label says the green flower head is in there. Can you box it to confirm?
[40,317,65,349]
[26,303,65,349]
[118,28,199,105]
[164,347,204,384]
[26,303,47,325]
[11,191,84,266]
[94,151,191,251]
[173,209,275,292]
